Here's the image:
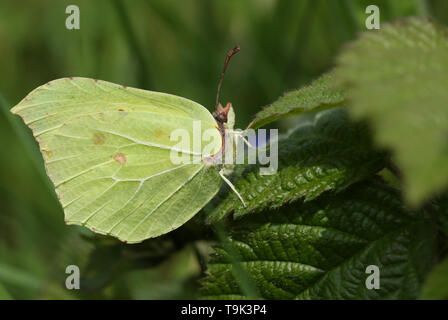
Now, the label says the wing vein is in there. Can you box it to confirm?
[54,159,115,187]
[93,128,203,156]
[125,164,205,239]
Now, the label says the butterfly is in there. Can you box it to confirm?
[11,46,246,243]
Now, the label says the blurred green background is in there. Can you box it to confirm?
[0,0,447,299]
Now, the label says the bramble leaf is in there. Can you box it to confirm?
[421,257,448,300]
[206,108,385,223]
[248,72,345,129]
[201,179,434,299]
[336,18,448,206]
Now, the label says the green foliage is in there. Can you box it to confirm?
[2,1,448,300]
[420,257,448,299]
[0,283,12,300]
[435,195,448,236]
[248,73,345,129]
[78,234,188,291]
[207,108,385,223]
[336,18,448,206]
[201,179,434,299]
[201,17,448,300]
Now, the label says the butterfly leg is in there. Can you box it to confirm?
[229,130,268,151]
[219,168,246,207]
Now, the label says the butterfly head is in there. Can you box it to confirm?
[213,102,235,130]
[213,102,231,123]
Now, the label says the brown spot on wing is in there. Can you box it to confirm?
[92,132,106,145]
[154,129,165,139]
[113,153,127,165]
[118,108,128,116]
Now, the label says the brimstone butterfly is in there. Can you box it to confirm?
[11,46,244,243]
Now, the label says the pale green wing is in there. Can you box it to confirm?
[11,77,222,243]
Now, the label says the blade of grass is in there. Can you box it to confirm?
[0,91,56,199]
[215,224,260,299]
[417,0,430,16]
[0,283,13,300]
[0,263,43,291]
[111,0,151,89]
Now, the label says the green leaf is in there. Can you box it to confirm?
[420,257,448,300]
[248,72,345,129]
[206,108,385,223]
[201,179,434,299]
[435,195,448,237]
[336,18,448,206]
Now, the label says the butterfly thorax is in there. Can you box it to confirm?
[204,102,236,167]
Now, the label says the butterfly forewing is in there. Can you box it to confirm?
[11,77,222,242]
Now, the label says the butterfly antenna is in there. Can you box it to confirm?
[216,46,240,109]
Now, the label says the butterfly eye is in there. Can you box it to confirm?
[219,113,228,123]
[213,108,228,124]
